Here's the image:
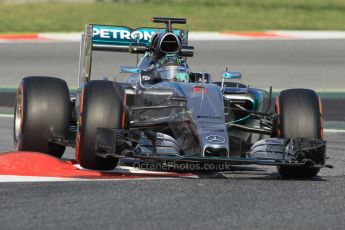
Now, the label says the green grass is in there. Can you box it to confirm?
[0,0,345,32]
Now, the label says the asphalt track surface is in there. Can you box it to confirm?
[0,40,345,229]
[0,116,345,229]
[1,40,345,89]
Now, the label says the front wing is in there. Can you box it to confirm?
[95,128,330,169]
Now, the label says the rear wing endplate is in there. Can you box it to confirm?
[78,24,188,84]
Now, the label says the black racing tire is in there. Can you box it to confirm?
[274,88,323,178]
[76,80,125,170]
[13,76,70,158]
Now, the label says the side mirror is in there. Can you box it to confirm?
[221,70,242,90]
[120,66,140,74]
[221,71,241,79]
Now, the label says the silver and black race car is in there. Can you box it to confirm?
[13,17,330,178]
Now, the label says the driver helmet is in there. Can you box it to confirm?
[156,56,189,82]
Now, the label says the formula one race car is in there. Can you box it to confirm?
[13,17,330,178]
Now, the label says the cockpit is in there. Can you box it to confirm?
[150,66,189,82]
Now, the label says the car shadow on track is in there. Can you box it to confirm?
[183,165,328,181]
[193,171,327,181]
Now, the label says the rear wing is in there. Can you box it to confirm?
[92,25,188,48]
[78,24,188,84]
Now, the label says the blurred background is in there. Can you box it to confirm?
[1,0,345,32]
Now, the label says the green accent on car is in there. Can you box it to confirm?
[175,73,189,82]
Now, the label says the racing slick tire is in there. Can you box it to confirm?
[13,76,70,158]
[76,80,125,170]
[274,88,323,178]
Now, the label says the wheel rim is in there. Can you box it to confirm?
[14,93,22,141]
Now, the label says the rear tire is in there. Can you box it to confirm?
[76,81,125,170]
[13,76,70,158]
[274,88,323,178]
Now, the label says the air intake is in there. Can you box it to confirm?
[159,33,181,54]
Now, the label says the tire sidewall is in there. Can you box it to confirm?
[14,76,70,158]
[76,81,125,170]
[275,88,323,178]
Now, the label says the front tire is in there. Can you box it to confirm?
[274,88,323,178]
[76,81,125,170]
[13,76,70,158]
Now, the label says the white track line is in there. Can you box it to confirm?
[0,114,13,118]
[0,175,81,182]
[1,31,345,43]
[32,31,345,41]
[324,129,345,133]
[74,164,183,175]
[0,175,175,183]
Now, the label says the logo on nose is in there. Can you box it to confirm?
[206,135,225,144]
